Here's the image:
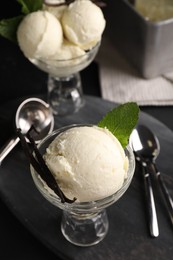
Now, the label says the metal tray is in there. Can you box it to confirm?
[0,95,173,259]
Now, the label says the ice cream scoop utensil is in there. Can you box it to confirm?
[0,97,54,165]
[130,126,159,237]
[133,124,173,227]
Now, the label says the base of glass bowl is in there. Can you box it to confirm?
[61,209,109,247]
[47,72,85,116]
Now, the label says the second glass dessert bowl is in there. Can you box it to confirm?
[30,124,135,247]
[29,42,100,116]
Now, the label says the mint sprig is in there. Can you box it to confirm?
[17,0,43,15]
[0,16,23,43]
[0,0,43,43]
[98,102,139,148]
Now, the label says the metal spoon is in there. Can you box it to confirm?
[0,97,54,165]
[132,124,173,227]
[130,125,159,237]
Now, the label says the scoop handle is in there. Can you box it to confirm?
[142,162,159,237]
[0,136,19,165]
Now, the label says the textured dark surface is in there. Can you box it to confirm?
[0,96,173,260]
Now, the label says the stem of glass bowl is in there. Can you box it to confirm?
[61,209,109,247]
[47,72,85,116]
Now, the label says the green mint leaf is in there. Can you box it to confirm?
[0,0,43,42]
[98,102,140,148]
[17,0,43,14]
[0,16,23,43]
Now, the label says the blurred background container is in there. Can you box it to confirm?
[104,0,173,79]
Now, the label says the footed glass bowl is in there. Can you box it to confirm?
[30,124,135,247]
[29,43,100,116]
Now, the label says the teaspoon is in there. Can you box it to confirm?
[132,124,173,227]
[0,97,54,165]
[130,125,159,237]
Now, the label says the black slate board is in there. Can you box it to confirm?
[0,95,173,260]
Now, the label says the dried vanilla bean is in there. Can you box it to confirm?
[16,128,76,204]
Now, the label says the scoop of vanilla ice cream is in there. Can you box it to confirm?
[42,3,67,19]
[61,0,106,50]
[40,40,85,73]
[53,40,85,60]
[44,126,128,202]
[17,10,63,59]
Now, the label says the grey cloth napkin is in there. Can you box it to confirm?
[96,37,173,106]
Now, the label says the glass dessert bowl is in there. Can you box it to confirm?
[29,42,100,116]
[30,124,135,247]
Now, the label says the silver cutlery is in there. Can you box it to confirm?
[134,124,173,227]
[130,125,159,237]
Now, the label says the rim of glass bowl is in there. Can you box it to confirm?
[29,42,101,77]
[30,124,135,214]
[30,41,101,64]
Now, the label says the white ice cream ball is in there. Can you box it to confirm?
[17,10,63,59]
[40,40,86,74]
[61,0,106,50]
[53,40,85,60]
[42,4,67,19]
[44,126,128,202]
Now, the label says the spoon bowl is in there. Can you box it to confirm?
[15,97,54,143]
[130,125,160,161]
[0,97,54,164]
